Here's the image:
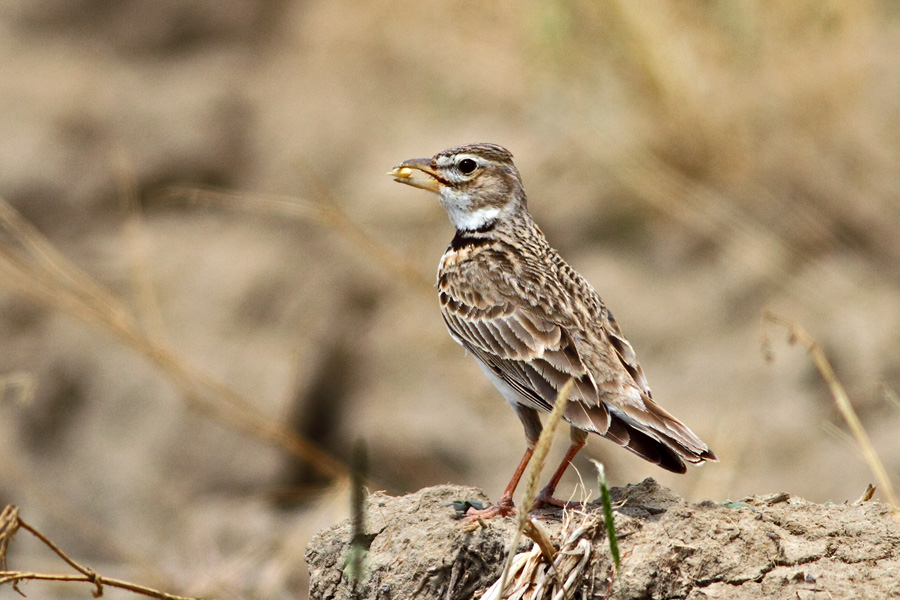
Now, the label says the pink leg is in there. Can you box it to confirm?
[465,445,534,520]
[532,438,586,509]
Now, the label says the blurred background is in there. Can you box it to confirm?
[1,0,899,598]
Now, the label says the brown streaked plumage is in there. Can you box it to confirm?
[389,143,716,519]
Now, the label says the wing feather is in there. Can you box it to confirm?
[604,309,651,397]
[442,292,610,433]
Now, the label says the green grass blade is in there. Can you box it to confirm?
[590,460,620,569]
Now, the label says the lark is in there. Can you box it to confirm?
[389,143,716,519]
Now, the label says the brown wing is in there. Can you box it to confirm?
[439,292,611,435]
[604,309,652,397]
[440,247,716,473]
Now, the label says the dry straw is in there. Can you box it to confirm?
[483,379,576,600]
[158,185,433,296]
[0,505,206,600]
[480,511,601,600]
[0,193,347,482]
[763,310,900,527]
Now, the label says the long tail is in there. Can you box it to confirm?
[602,399,717,474]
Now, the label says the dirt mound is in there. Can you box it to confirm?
[306,480,900,599]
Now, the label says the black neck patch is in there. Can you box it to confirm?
[449,224,495,251]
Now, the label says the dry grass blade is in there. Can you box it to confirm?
[0,505,18,570]
[519,379,576,525]
[0,458,169,588]
[0,199,133,327]
[484,379,574,600]
[882,383,900,412]
[821,420,856,449]
[115,157,169,343]
[0,505,208,600]
[157,185,433,295]
[762,310,900,524]
[0,194,347,482]
[612,151,801,289]
[855,484,877,505]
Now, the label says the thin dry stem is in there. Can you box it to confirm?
[115,156,170,344]
[0,198,133,326]
[0,572,202,600]
[157,185,433,295]
[0,505,18,569]
[0,194,347,482]
[612,150,803,292]
[0,506,207,600]
[0,458,168,588]
[882,383,900,412]
[762,311,900,523]
[487,379,574,600]
[519,379,575,519]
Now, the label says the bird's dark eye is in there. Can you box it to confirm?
[457,158,477,175]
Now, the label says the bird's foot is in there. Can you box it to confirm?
[463,496,517,521]
[531,490,583,512]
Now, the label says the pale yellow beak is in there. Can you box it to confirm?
[388,158,443,194]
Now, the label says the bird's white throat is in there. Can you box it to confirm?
[439,189,502,231]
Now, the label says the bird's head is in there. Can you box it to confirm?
[389,143,526,231]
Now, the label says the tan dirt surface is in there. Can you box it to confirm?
[307,481,900,600]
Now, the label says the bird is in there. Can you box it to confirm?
[389,143,716,519]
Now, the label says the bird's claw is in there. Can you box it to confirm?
[463,498,518,522]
